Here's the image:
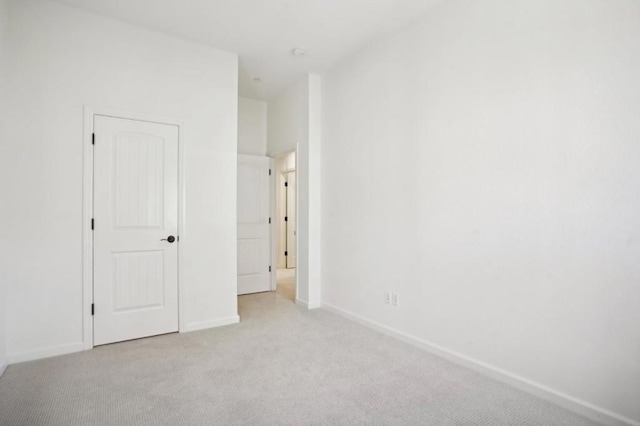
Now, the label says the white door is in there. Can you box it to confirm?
[237,155,271,295]
[285,171,297,269]
[93,115,179,346]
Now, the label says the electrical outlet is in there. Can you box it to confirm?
[385,291,400,306]
[391,292,399,307]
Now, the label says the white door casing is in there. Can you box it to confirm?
[277,172,287,269]
[285,171,297,269]
[237,155,271,295]
[275,152,295,269]
[93,115,180,346]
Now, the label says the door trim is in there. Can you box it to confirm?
[82,106,185,350]
[270,149,297,294]
[284,170,296,269]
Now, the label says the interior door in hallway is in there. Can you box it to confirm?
[93,115,179,346]
[285,171,296,269]
[237,155,271,294]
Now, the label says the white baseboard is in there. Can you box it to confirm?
[6,316,241,364]
[322,302,639,426]
[295,298,321,310]
[7,342,85,365]
[182,315,240,332]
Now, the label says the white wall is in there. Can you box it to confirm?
[3,0,239,362]
[238,97,267,156]
[306,74,322,307]
[267,77,308,158]
[0,0,9,376]
[321,0,640,424]
[267,76,322,308]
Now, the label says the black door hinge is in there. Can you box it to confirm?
[284,216,288,222]
[269,217,271,224]
[269,265,272,272]
[285,251,288,256]
[285,182,288,187]
[269,168,271,176]
[91,304,95,316]
[91,218,94,230]
[92,133,95,145]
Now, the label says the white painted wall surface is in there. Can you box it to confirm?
[321,0,640,424]
[0,0,9,376]
[267,78,308,157]
[306,75,322,307]
[3,0,239,362]
[238,97,267,156]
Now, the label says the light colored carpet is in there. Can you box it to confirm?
[0,292,597,426]
[276,268,296,302]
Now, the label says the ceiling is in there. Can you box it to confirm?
[52,0,442,100]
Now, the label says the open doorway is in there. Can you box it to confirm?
[274,151,296,301]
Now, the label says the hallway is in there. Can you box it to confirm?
[275,268,295,302]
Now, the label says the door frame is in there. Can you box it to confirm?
[284,170,296,269]
[270,149,297,293]
[82,106,185,350]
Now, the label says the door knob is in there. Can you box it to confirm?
[161,235,176,243]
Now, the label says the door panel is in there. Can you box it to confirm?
[113,251,164,311]
[93,115,179,346]
[113,134,164,227]
[237,155,271,295]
